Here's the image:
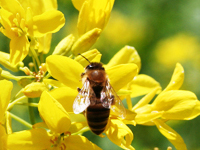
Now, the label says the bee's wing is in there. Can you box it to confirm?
[100,80,126,119]
[73,80,91,114]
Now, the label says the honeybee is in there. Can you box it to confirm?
[73,58,126,135]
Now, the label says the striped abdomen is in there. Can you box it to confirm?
[86,101,110,135]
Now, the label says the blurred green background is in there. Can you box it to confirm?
[1,0,200,149]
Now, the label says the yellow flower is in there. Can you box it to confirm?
[70,0,115,55]
[0,0,65,65]
[131,63,200,150]
[72,0,115,36]
[7,91,101,150]
[105,45,161,109]
[45,52,137,149]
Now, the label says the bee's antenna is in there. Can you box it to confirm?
[78,53,91,63]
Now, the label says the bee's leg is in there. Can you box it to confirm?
[77,87,81,92]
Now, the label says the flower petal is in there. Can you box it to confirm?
[152,90,197,111]
[0,0,25,17]
[0,80,13,123]
[132,87,160,111]
[10,36,29,65]
[154,119,187,150]
[106,63,138,92]
[68,121,88,134]
[74,49,101,67]
[64,135,102,150]
[46,55,84,89]
[71,0,86,10]
[107,45,141,71]
[0,125,7,150]
[7,128,51,150]
[38,91,71,134]
[77,0,114,36]
[135,111,163,125]
[105,119,134,149]
[162,99,200,120]
[129,74,161,98]
[164,63,184,91]
[33,10,65,37]
[49,86,78,113]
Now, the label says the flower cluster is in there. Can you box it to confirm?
[0,0,199,150]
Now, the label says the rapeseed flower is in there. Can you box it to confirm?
[0,0,65,65]
[45,52,137,149]
[7,91,101,150]
[71,0,115,56]
[131,63,200,150]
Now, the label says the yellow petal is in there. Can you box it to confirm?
[0,125,7,150]
[71,28,102,56]
[10,36,29,66]
[105,119,133,149]
[53,34,75,55]
[43,79,65,88]
[0,80,13,123]
[152,90,197,111]
[64,135,102,150]
[122,109,136,126]
[0,0,25,18]
[7,128,51,150]
[46,55,84,89]
[33,10,65,37]
[154,119,187,150]
[129,74,162,98]
[106,63,138,92]
[22,82,48,98]
[38,91,71,134]
[135,111,163,125]
[162,99,200,120]
[71,0,86,10]
[74,49,102,67]
[164,63,184,91]
[77,0,115,36]
[68,122,88,134]
[49,87,78,113]
[19,0,57,15]
[37,33,52,54]
[132,87,160,111]
[107,45,141,71]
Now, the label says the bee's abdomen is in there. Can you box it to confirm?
[86,103,110,135]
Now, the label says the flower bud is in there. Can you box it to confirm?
[71,28,102,56]
[23,82,48,98]
[52,34,75,56]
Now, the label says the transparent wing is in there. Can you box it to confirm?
[100,79,126,119]
[73,80,91,114]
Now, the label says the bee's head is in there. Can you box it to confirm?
[86,62,105,70]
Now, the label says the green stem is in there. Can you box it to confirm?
[8,95,27,111]
[9,112,32,129]
[28,98,35,125]
[30,47,41,68]
[16,102,38,107]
